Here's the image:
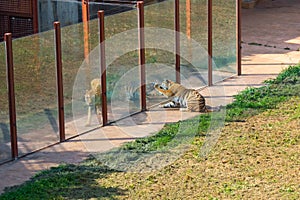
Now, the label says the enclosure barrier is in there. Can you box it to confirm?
[98,10,108,126]
[237,0,242,75]
[208,0,213,86]
[175,0,181,83]
[4,33,18,159]
[54,22,66,142]
[137,1,147,111]
[1,0,242,164]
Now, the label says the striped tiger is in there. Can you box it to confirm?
[84,79,101,126]
[154,79,215,112]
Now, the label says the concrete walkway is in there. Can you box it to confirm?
[1,0,300,194]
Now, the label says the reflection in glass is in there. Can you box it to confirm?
[0,42,11,162]
[12,32,59,156]
[213,0,237,83]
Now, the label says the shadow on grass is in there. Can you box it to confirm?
[0,157,127,200]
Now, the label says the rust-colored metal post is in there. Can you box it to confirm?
[237,0,242,75]
[175,0,180,84]
[54,22,65,142]
[82,0,91,89]
[208,0,213,86]
[4,33,18,159]
[98,10,108,126]
[32,0,39,33]
[186,0,191,39]
[137,1,146,111]
[82,0,90,60]
[186,0,192,64]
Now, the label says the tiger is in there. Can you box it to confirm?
[154,79,216,112]
[84,79,157,126]
[84,78,102,126]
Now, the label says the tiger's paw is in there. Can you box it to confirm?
[158,104,165,108]
[158,104,172,108]
[179,108,189,112]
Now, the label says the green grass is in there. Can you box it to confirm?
[0,64,299,199]
[226,65,300,122]
[120,114,212,153]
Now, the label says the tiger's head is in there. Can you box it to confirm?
[160,79,174,90]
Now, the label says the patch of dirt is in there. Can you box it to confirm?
[96,97,300,199]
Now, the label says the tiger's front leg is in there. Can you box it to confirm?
[159,100,181,108]
[85,90,93,126]
[94,94,102,115]
[95,105,101,115]
[86,105,92,126]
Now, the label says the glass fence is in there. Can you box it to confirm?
[144,0,176,108]
[0,0,238,162]
[177,0,209,89]
[12,32,59,156]
[213,0,237,83]
[60,19,89,138]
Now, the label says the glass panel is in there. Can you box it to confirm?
[180,0,208,49]
[0,41,11,163]
[143,0,209,108]
[212,0,237,83]
[144,0,176,107]
[13,31,59,156]
[105,9,139,123]
[71,18,102,134]
[145,0,175,30]
[72,6,139,134]
[60,20,88,138]
[178,0,209,88]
